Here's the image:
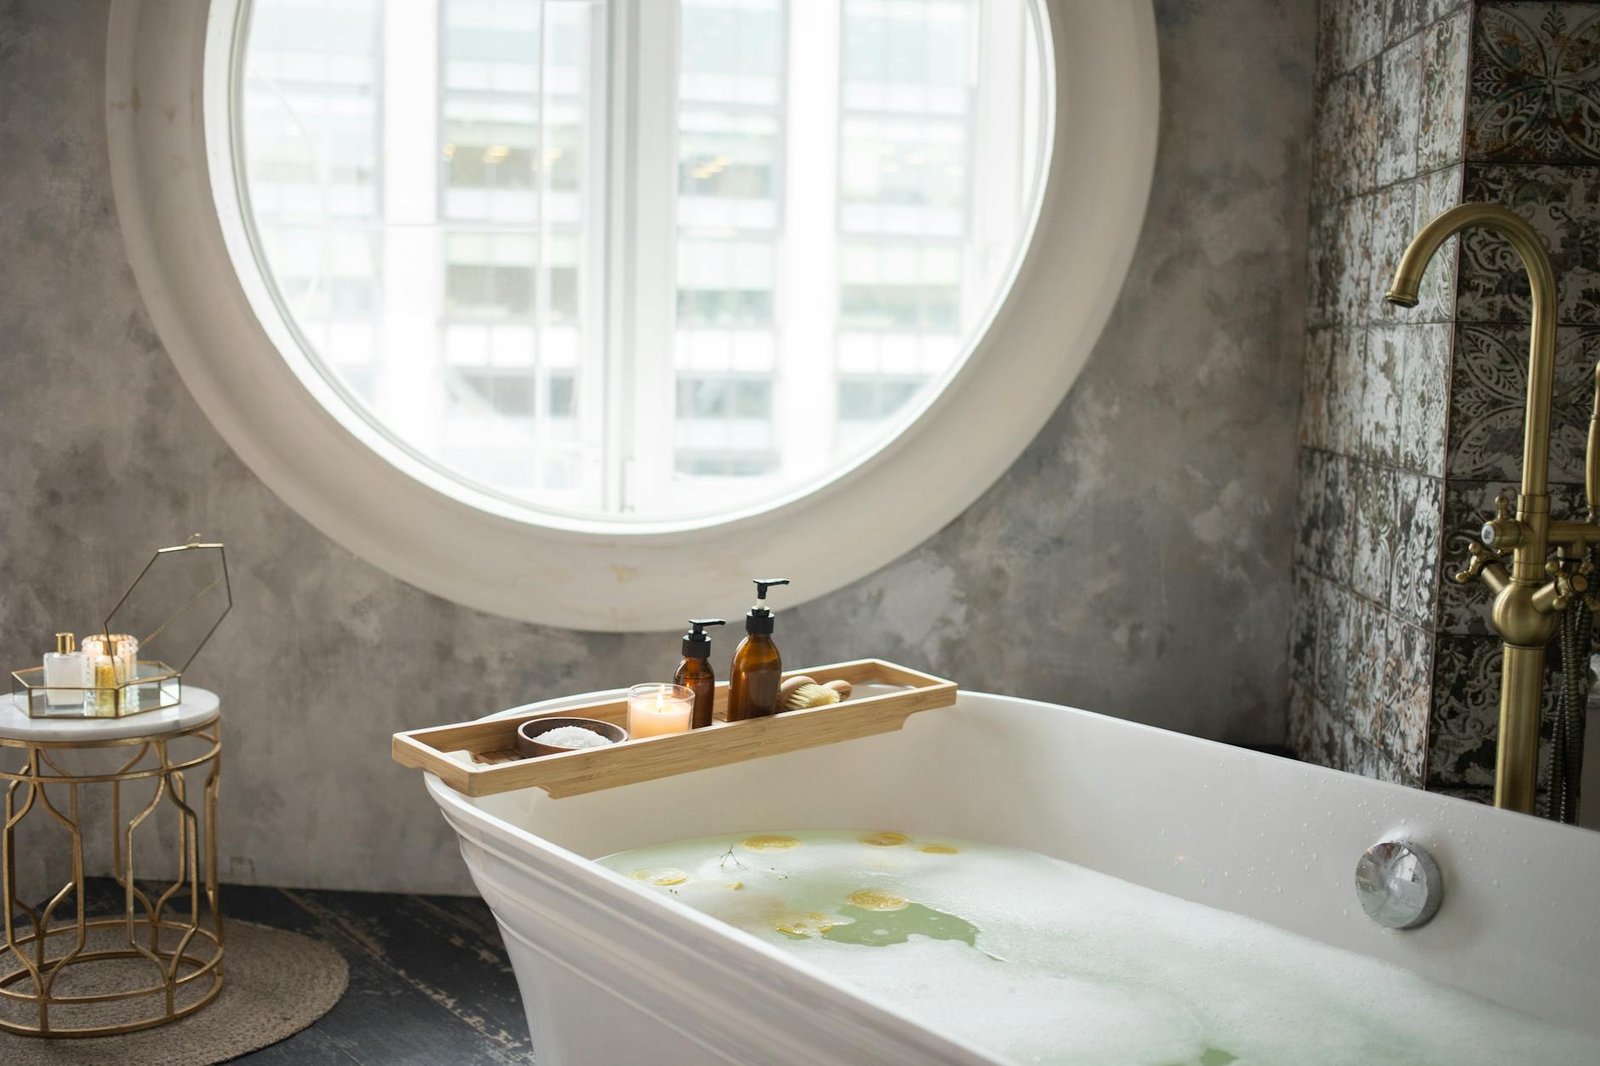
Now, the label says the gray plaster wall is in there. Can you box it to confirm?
[0,0,1313,895]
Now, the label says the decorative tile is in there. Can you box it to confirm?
[1290,566,1318,690]
[1324,455,1357,586]
[1445,323,1592,481]
[1412,165,1463,322]
[1340,0,1390,75]
[1396,322,1450,476]
[1313,76,1355,206]
[1353,738,1383,779]
[1353,463,1399,606]
[1386,0,1422,48]
[1311,78,1343,208]
[1419,9,1470,171]
[1307,204,1339,330]
[1385,617,1433,785]
[1433,781,1491,806]
[1328,328,1367,456]
[1316,578,1353,711]
[1446,325,1525,480]
[1349,59,1383,199]
[1287,679,1318,758]
[1428,634,1507,788]
[1303,696,1343,770]
[1316,64,1383,205]
[1361,325,1403,464]
[1457,164,1600,325]
[1431,783,1494,806]
[1553,328,1600,477]
[1390,471,1443,626]
[1301,330,1335,450]
[1335,195,1376,326]
[1369,182,1418,326]
[1421,0,1469,25]
[1378,36,1424,186]
[1346,594,1390,746]
[1466,3,1600,164]
[1428,630,1563,791]
[1318,0,1348,88]
[1296,447,1330,574]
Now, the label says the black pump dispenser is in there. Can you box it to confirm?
[744,578,790,634]
[682,618,726,656]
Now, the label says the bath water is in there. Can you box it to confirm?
[600,829,1600,1066]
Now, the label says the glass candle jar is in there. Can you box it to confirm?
[626,683,695,739]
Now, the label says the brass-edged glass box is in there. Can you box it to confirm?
[10,537,231,719]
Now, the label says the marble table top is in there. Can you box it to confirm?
[0,687,219,743]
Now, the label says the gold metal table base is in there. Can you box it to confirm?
[0,719,222,1037]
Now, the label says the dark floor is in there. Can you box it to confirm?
[78,878,533,1065]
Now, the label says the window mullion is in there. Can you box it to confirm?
[598,0,635,513]
[619,0,680,514]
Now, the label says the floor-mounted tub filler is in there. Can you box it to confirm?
[421,689,1600,1065]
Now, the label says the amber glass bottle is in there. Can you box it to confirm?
[727,578,789,720]
[674,618,726,729]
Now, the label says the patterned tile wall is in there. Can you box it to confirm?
[1298,0,1600,805]
[1292,0,1469,788]
[1427,1,1600,798]
[1466,4,1600,164]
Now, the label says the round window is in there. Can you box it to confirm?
[107,0,1157,628]
[236,0,1050,524]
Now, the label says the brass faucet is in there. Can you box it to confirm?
[1386,202,1600,814]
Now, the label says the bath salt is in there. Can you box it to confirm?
[601,830,1600,1066]
[532,726,614,750]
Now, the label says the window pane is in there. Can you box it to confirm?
[240,0,1046,522]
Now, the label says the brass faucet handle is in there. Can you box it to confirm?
[1482,516,1525,551]
[1494,495,1513,521]
[1543,560,1595,612]
[1453,541,1502,585]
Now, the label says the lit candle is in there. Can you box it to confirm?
[627,683,694,739]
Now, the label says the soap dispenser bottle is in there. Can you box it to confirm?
[727,578,790,721]
[675,618,727,729]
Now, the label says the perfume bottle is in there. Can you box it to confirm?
[42,633,87,709]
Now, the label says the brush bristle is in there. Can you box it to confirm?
[783,682,840,710]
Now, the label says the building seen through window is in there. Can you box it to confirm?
[240,0,1044,521]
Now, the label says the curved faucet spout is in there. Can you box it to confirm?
[1387,202,1563,815]
[1385,203,1558,499]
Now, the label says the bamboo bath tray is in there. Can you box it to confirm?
[392,659,957,799]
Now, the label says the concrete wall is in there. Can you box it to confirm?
[0,0,1313,894]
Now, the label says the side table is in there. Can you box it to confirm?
[0,688,222,1037]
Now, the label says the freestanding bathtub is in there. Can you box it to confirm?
[424,689,1600,1063]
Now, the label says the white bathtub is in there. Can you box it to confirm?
[424,690,1600,1064]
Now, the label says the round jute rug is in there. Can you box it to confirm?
[0,921,347,1065]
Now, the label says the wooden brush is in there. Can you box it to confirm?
[779,676,853,710]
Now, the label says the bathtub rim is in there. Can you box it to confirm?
[430,750,1001,1064]
[427,687,1600,1047]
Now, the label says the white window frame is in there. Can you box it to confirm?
[106,0,1158,631]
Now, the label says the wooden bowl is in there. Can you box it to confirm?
[516,716,628,758]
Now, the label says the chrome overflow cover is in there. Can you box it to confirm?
[1355,839,1443,930]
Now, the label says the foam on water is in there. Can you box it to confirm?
[599,829,1600,1066]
